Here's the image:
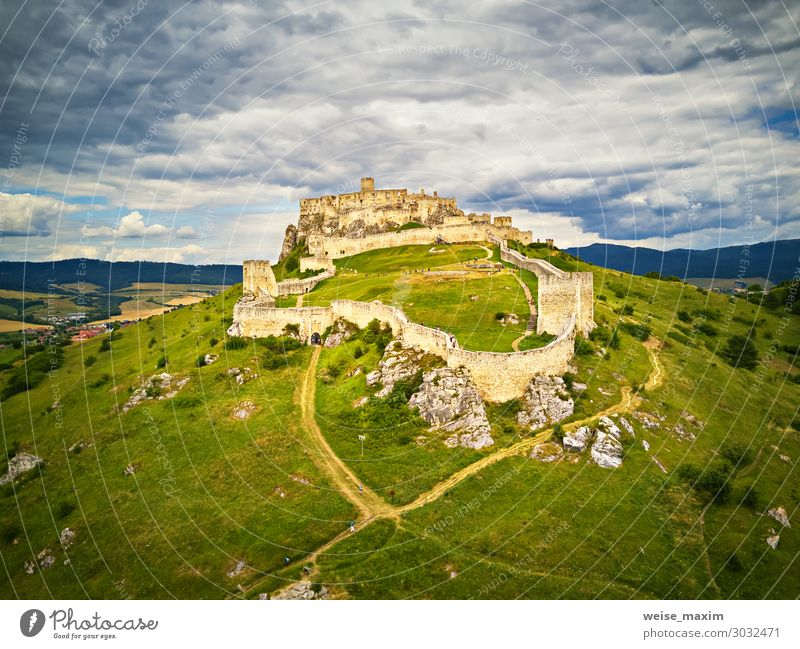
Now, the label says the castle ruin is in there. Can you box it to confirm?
[232,177,594,401]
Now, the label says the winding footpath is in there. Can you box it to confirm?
[240,338,664,598]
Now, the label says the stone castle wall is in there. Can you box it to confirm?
[308,223,532,259]
[275,269,335,296]
[230,298,575,401]
[243,260,278,296]
[445,314,576,402]
[494,239,595,335]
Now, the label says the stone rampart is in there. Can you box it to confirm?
[308,224,531,259]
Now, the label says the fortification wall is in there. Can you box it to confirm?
[308,224,531,259]
[242,260,278,296]
[446,315,576,401]
[329,300,407,335]
[275,269,335,296]
[299,257,335,272]
[230,304,334,340]
[494,239,595,335]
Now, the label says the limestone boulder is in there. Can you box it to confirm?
[598,416,622,440]
[768,506,791,528]
[517,376,574,431]
[0,453,43,486]
[367,341,429,398]
[562,426,592,452]
[272,581,329,600]
[591,431,624,468]
[122,373,190,412]
[410,367,494,450]
[324,319,356,348]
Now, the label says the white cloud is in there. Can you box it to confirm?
[105,244,206,263]
[0,192,83,236]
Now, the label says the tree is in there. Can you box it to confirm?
[721,334,758,370]
[747,283,763,292]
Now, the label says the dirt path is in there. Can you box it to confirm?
[299,346,393,521]
[242,336,664,598]
[296,294,304,307]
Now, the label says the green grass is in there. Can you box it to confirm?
[2,239,799,600]
[0,285,356,598]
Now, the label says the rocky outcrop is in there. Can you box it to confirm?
[226,367,258,385]
[619,416,635,436]
[562,426,592,452]
[366,341,429,398]
[232,401,257,420]
[60,528,76,549]
[768,506,791,528]
[766,532,780,550]
[590,417,624,468]
[272,581,329,600]
[0,453,43,486]
[122,373,190,412]
[324,319,356,348]
[517,376,574,430]
[202,353,218,366]
[279,224,298,261]
[531,441,564,462]
[409,367,494,450]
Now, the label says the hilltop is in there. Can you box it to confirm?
[1,238,798,600]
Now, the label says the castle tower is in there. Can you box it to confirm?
[360,177,374,193]
[242,260,278,297]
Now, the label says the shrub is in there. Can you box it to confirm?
[720,442,753,467]
[155,355,167,369]
[99,338,111,352]
[552,423,564,441]
[148,337,156,348]
[738,481,758,508]
[283,323,300,338]
[84,355,97,367]
[224,336,248,350]
[574,335,595,356]
[597,294,607,302]
[720,334,758,370]
[677,310,692,323]
[209,337,219,347]
[353,346,363,359]
[620,322,651,341]
[1,522,20,545]
[621,304,634,316]
[495,312,506,321]
[196,355,207,367]
[697,322,718,337]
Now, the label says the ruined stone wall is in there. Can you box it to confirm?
[495,239,595,335]
[242,260,278,296]
[230,304,334,340]
[308,224,531,258]
[299,257,335,273]
[446,315,577,401]
[275,269,335,296]
[230,298,574,401]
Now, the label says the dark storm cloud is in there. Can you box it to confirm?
[0,0,797,262]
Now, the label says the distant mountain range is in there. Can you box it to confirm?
[564,238,800,284]
[0,259,243,293]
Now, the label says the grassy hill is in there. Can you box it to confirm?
[1,241,798,599]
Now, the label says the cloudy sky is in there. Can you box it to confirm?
[0,0,798,264]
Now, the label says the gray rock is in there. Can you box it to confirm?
[768,506,791,528]
[122,373,190,412]
[517,376,574,430]
[766,533,780,550]
[619,417,635,436]
[59,528,75,549]
[324,319,355,348]
[368,341,429,398]
[410,367,494,449]
[0,453,43,486]
[598,416,622,440]
[591,431,623,468]
[273,581,329,600]
[572,382,587,392]
[562,426,592,452]
[123,464,136,476]
[232,401,256,420]
[203,353,218,366]
[642,439,651,451]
